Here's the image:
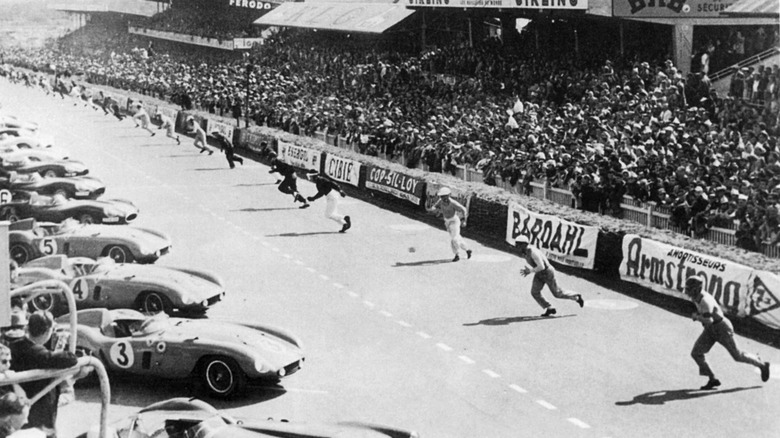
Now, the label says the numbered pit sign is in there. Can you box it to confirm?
[69,278,89,301]
[0,189,11,205]
[109,340,134,369]
[38,238,57,256]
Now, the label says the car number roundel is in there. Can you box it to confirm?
[38,238,57,256]
[0,189,11,205]
[109,340,134,369]
[69,278,89,301]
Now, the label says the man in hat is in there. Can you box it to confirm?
[129,100,156,137]
[10,310,78,438]
[268,155,309,208]
[306,170,351,233]
[514,236,584,317]
[684,274,770,390]
[426,187,472,262]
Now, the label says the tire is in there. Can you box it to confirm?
[0,207,19,222]
[200,356,246,399]
[43,169,58,178]
[78,213,97,224]
[29,293,55,312]
[103,245,134,263]
[10,243,33,265]
[54,188,69,198]
[138,291,172,314]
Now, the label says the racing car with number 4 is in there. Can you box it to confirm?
[58,308,305,398]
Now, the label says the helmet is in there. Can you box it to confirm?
[437,187,452,197]
[515,235,530,245]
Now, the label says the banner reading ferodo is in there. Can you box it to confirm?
[278,142,320,171]
[365,166,425,205]
[323,153,361,187]
[620,235,753,316]
[505,202,598,269]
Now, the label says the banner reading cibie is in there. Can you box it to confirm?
[505,202,598,269]
[619,235,753,316]
[278,142,320,171]
[206,120,235,141]
[365,166,424,205]
[323,153,360,187]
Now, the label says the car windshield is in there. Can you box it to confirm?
[127,414,228,438]
[137,313,170,336]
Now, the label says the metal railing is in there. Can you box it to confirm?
[709,47,780,83]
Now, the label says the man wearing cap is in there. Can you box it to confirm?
[426,187,472,262]
[306,170,351,233]
[10,310,77,438]
[211,131,243,169]
[514,236,584,317]
[268,155,309,208]
[185,117,213,155]
[684,274,770,390]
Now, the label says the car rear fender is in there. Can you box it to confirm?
[233,322,304,350]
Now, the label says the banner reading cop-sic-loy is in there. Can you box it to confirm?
[323,153,361,187]
[505,202,598,270]
[365,166,425,206]
[278,142,320,171]
[619,235,753,316]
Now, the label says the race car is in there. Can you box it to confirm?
[75,398,420,438]
[0,135,54,150]
[16,255,224,315]
[0,171,105,199]
[0,155,88,178]
[0,115,38,131]
[58,309,305,398]
[0,127,55,148]
[9,218,172,265]
[0,192,138,224]
[0,144,72,162]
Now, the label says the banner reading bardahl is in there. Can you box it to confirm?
[365,166,424,205]
[205,119,235,142]
[278,142,320,171]
[323,153,361,187]
[505,202,598,269]
[619,235,753,316]
[425,182,472,215]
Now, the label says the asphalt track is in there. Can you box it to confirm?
[1,79,779,438]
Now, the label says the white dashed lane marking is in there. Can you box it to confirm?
[567,418,591,429]
[319,274,329,281]
[379,310,393,318]
[397,320,412,328]
[363,301,376,308]
[332,283,344,289]
[458,355,475,364]
[346,291,359,298]
[536,400,557,410]
[483,369,500,378]
[436,343,453,352]
[509,384,528,394]
[306,267,317,273]
[417,331,432,339]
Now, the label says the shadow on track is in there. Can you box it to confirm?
[238,207,299,212]
[615,386,760,406]
[266,231,341,237]
[392,259,453,267]
[234,183,279,187]
[192,168,226,172]
[463,314,576,326]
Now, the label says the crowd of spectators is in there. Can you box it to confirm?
[132,6,265,41]
[693,26,780,75]
[2,21,779,252]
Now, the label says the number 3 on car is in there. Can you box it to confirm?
[109,340,134,369]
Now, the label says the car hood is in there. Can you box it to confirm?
[102,265,221,302]
[65,224,170,248]
[62,199,137,215]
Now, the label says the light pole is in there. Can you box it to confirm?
[245,62,254,128]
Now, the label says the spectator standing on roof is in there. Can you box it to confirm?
[426,187,472,262]
[305,170,351,233]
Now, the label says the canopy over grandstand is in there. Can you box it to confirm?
[254,1,416,33]
[721,0,779,18]
[48,0,166,17]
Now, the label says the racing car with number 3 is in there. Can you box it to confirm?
[0,191,138,224]
[15,255,225,315]
[9,218,171,265]
[58,308,305,398]
[0,171,104,199]
[76,398,420,438]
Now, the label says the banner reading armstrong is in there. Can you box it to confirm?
[505,202,598,269]
[619,235,753,316]
[365,166,425,205]
[323,153,361,188]
[278,142,321,171]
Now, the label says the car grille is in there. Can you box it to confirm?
[284,361,301,377]
[159,246,170,256]
[207,293,223,306]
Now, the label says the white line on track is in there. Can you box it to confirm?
[319,274,329,281]
[294,260,304,265]
[306,267,317,273]
[346,291,359,298]
[379,310,393,318]
[261,241,269,246]
[458,355,475,364]
[397,320,412,328]
[363,301,375,308]
[567,418,590,429]
[482,369,500,378]
[509,384,527,394]
[282,254,292,259]
[417,331,432,339]
[536,400,557,410]
[436,343,453,351]
[332,283,344,289]
[271,247,280,252]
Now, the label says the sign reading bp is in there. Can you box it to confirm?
[613,0,735,17]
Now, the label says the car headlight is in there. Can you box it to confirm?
[254,359,266,374]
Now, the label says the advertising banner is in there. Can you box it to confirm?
[323,153,361,187]
[116,95,128,112]
[619,235,753,315]
[505,202,598,269]
[239,130,275,154]
[155,105,178,123]
[206,119,235,141]
[233,38,265,50]
[407,0,587,10]
[365,166,425,205]
[745,271,780,330]
[613,0,735,18]
[425,182,472,215]
[278,142,321,171]
[229,0,273,9]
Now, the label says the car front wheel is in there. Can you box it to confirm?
[104,245,134,263]
[138,291,172,314]
[200,357,246,399]
[10,243,33,265]
[43,169,59,178]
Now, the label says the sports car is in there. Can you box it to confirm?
[0,192,137,224]
[0,144,72,162]
[0,171,105,199]
[0,127,55,148]
[16,255,224,315]
[57,309,305,398]
[0,115,38,131]
[0,155,88,178]
[76,398,420,438]
[0,135,54,150]
[9,218,172,265]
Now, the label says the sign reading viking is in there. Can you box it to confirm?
[505,202,598,269]
[324,154,361,187]
[365,166,424,205]
[619,235,753,315]
[408,0,587,9]
[205,120,234,142]
[278,143,320,171]
[613,0,734,17]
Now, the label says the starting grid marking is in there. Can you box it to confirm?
[45,97,601,436]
